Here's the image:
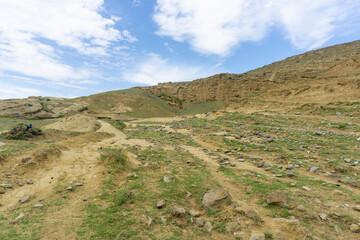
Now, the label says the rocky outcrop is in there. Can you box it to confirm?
[142,40,360,104]
[0,97,88,119]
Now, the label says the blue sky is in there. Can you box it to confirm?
[0,0,359,99]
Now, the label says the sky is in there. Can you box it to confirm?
[0,0,359,99]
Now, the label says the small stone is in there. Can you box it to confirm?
[33,204,43,208]
[156,200,166,209]
[204,221,213,232]
[357,137,360,141]
[257,160,265,168]
[74,182,84,186]
[315,199,322,204]
[194,218,204,227]
[267,190,287,206]
[233,231,245,238]
[249,234,265,240]
[353,205,360,212]
[160,216,167,224]
[189,209,200,217]
[333,189,343,195]
[319,213,328,221]
[0,187,5,194]
[17,180,24,186]
[302,186,311,191]
[163,176,171,183]
[273,231,286,239]
[11,212,25,224]
[309,167,319,173]
[315,131,323,136]
[19,195,30,203]
[297,205,306,212]
[350,224,360,233]
[26,179,34,184]
[172,206,186,217]
[0,183,13,188]
[66,186,73,191]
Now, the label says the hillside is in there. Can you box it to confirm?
[142,40,360,111]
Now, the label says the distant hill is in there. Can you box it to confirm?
[142,40,360,112]
[1,40,359,119]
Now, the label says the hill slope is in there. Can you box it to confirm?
[142,40,360,110]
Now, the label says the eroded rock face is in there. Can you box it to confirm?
[202,189,231,207]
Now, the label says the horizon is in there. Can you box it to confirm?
[1,0,360,99]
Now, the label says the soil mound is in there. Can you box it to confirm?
[44,114,101,132]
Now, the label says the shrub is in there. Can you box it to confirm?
[100,148,127,170]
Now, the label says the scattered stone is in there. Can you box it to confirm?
[0,183,13,188]
[156,200,166,209]
[235,207,257,219]
[273,231,286,239]
[309,167,319,173]
[333,189,343,195]
[0,188,5,194]
[160,216,167,224]
[172,206,186,217]
[189,209,200,217]
[319,213,328,221]
[163,176,171,183]
[267,190,287,207]
[233,231,245,238]
[357,137,360,141]
[26,179,34,184]
[249,234,265,240]
[257,160,265,168]
[11,212,25,224]
[204,221,213,232]
[19,195,30,203]
[202,189,231,207]
[315,199,322,204]
[315,131,323,136]
[296,205,306,212]
[74,182,84,186]
[353,205,360,212]
[350,224,360,233]
[33,204,43,208]
[66,186,73,191]
[17,180,24,186]
[302,186,311,191]
[194,218,204,227]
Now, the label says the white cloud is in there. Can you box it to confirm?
[0,81,42,99]
[0,0,135,84]
[123,53,213,85]
[154,0,359,55]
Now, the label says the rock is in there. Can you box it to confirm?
[233,231,245,238]
[296,205,306,212]
[257,161,265,168]
[273,231,286,239]
[249,234,265,240]
[202,189,231,207]
[156,200,166,209]
[172,206,186,217]
[33,204,43,208]
[309,167,319,173]
[11,212,25,224]
[319,213,328,221]
[17,180,25,186]
[335,165,346,173]
[189,209,200,217]
[353,205,360,212]
[194,218,204,227]
[204,221,213,232]
[350,224,360,233]
[26,179,34,184]
[19,195,30,203]
[66,186,73,191]
[315,131,323,136]
[74,182,84,186]
[235,207,257,219]
[357,137,360,141]
[160,216,167,224]
[226,219,240,232]
[302,186,311,191]
[0,183,13,188]
[0,187,5,194]
[267,190,287,206]
[163,176,171,183]
[333,189,343,195]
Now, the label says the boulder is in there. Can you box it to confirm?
[202,189,231,207]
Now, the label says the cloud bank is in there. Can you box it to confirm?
[154,0,359,55]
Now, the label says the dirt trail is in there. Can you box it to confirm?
[0,120,153,239]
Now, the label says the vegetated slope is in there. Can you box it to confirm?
[142,40,360,109]
[80,88,177,118]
